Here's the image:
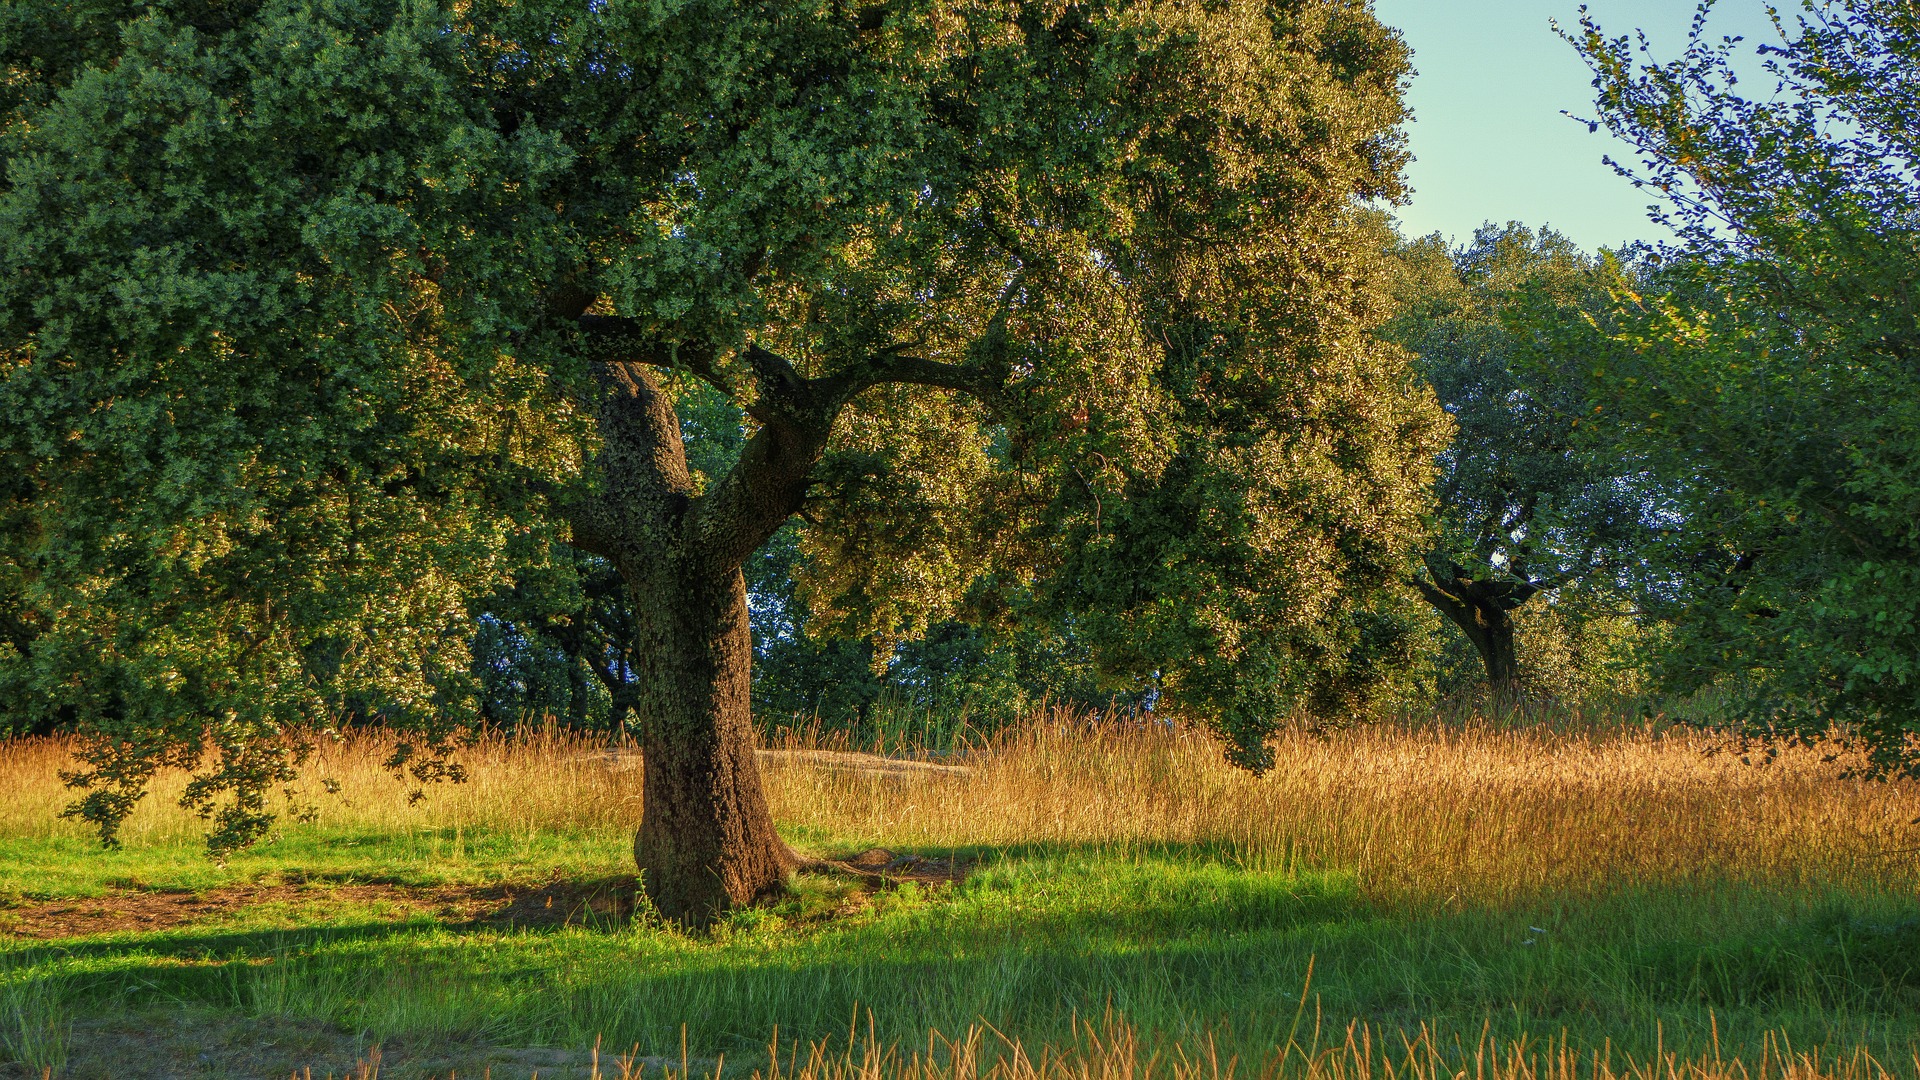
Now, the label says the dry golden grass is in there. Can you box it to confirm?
[298,1013,1920,1080]
[609,1016,1920,1080]
[770,712,1920,906]
[3,711,1917,908]
[6,713,1920,1080]
[0,726,644,848]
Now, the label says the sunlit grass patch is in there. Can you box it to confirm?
[1,714,1917,1077]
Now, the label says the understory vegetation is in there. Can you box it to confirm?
[2,713,1916,1079]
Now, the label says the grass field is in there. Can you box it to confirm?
[2,712,1918,1080]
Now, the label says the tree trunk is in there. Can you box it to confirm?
[567,346,831,928]
[562,307,917,926]
[1466,609,1519,695]
[1413,575,1527,696]
[627,556,796,928]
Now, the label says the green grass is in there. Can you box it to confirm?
[0,826,629,899]
[4,827,1918,1077]
[4,719,1919,1078]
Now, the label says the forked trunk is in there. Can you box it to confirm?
[628,558,797,928]
[1413,574,1526,697]
[569,338,838,929]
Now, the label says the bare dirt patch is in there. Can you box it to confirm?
[0,852,972,941]
[0,876,637,941]
[824,847,972,886]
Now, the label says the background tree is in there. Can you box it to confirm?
[1383,224,1653,695]
[471,548,638,733]
[0,0,1443,924]
[1003,200,1445,769]
[1568,0,1920,773]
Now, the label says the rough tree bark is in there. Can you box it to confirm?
[629,558,796,924]
[561,312,995,927]
[571,357,814,926]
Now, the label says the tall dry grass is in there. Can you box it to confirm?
[6,713,1920,1079]
[616,1016,1920,1080]
[3,712,1918,906]
[307,1013,1920,1080]
[766,713,1920,906]
[0,726,645,848]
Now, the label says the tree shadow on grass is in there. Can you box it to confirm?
[0,873,641,965]
[7,835,1346,950]
[15,840,1919,1066]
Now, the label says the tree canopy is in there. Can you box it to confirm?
[0,0,1444,920]
[1568,0,1920,773]
[1384,223,1655,693]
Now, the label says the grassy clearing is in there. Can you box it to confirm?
[0,714,1917,1079]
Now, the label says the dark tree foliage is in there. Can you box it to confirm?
[745,525,1118,738]
[471,548,638,732]
[1569,0,1920,774]
[467,387,1116,740]
[1384,224,1657,694]
[474,525,1117,741]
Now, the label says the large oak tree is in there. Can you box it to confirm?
[0,0,1444,924]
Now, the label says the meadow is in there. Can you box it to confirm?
[1,710,1917,1080]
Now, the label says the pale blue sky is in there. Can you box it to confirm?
[1372,0,1782,252]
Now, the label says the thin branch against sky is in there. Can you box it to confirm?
[1374,0,1782,252]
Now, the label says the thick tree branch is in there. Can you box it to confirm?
[580,361,700,563]
[1410,575,1473,625]
[564,508,620,561]
[739,344,829,429]
[824,352,1001,403]
[576,316,734,399]
[679,343,837,574]
[683,341,1008,573]
[573,308,1013,577]
[688,422,825,572]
